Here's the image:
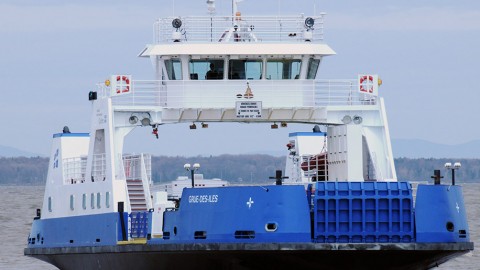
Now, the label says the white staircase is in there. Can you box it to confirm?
[123,154,152,212]
[127,179,148,212]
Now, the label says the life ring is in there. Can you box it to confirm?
[116,75,130,93]
[359,75,374,93]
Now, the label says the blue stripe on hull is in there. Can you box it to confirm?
[27,213,123,248]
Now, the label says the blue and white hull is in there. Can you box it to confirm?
[26,182,473,270]
[24,3,474,269]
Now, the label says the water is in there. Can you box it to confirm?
[0,186,56,270]
[1,184,479,270]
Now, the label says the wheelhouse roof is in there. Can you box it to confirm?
[139,43,336,57]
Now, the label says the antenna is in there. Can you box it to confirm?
[232,0,244,17]
[207,0,216,14]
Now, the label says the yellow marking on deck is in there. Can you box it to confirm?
[117,238,147,245]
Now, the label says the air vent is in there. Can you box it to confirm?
[235,230,255,239]
[265,222,278,232]
[446,222,454,232]
[194,231,207,239]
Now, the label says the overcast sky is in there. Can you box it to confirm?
[0,0,479,157]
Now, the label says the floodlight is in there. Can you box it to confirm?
[172,18,182,29]
[129,116,138,125]
[141,118,151,126]
[342,115,352,124]
[353,115,363,124]
[305,17,315,29]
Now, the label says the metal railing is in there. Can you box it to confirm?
[123,154,152,183]
[300,154,329,182]
[98,79,377,109]
[60,153,153,185]
[123,154,153,209]
[154,15,325,43]
[63,156,87,184]
[92,153,107,182]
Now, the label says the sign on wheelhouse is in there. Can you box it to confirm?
[236,101,262,119]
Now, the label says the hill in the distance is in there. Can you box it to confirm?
[246,139,479,159]
[392,139,479,159]
[0,139,478,159]
[0,145,42,158]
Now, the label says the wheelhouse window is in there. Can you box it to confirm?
[189,59,224,80]
[228,59,263,80]
[164,59,182,80]
[306,58,320,79]
[266,59,301,80]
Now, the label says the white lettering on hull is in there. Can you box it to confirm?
[188,195,219,203]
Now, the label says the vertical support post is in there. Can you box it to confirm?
[118,202,127,241]
[451,169,455,186]
[431,170,443,185]
[275,170,282,185]
[270,170,288,185]
[191,170,195,188]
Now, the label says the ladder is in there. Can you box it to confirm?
[123,154,152,212]
[127,179,148,212]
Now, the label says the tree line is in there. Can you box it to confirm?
[0,156,478,185]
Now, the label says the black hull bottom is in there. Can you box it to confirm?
[25,242,474,270]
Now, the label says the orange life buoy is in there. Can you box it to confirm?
[359,75,374,93]
[116,75,130,93]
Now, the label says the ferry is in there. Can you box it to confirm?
[25,1,473,269]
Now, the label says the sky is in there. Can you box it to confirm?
[0,0,479,157]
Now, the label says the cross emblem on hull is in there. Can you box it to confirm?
[246,197,254,209]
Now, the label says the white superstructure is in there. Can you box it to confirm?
[41,3,396,221]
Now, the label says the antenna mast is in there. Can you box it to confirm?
[232,0,244,18]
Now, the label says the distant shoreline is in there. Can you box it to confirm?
[0,156,478,185]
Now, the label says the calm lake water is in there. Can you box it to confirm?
[1,184,478,270]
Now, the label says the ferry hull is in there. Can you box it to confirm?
[25,242,473,270]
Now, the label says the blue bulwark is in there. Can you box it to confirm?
[161,185,311,243]
[27,213,121,248]
[313,181,414,243]
[415,184,470,242]
[53,133,89,138]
